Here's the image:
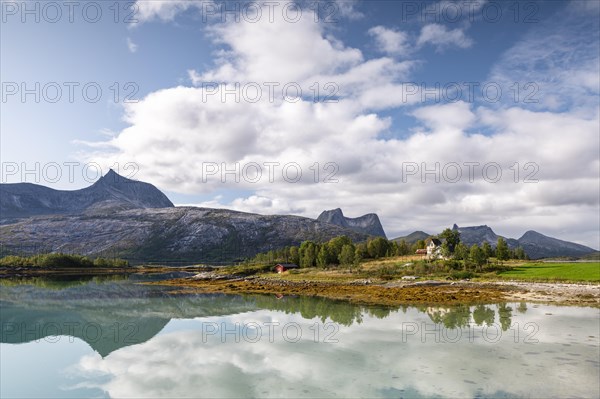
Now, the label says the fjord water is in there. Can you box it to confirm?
[1,276,598,398]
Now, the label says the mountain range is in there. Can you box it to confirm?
[452,224,597,259]
[0,171,373,262]
[1,170,596,261]
[391,224,597,259]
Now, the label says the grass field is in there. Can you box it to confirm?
[497,262,600,282]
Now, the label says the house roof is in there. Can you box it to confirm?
[429,238,442,246]
[275,263,299,268]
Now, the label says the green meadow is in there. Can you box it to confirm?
[497,262,600,282]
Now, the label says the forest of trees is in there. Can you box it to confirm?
[249,235,429,268]
[248,229,528,269]
[0,253,129,268]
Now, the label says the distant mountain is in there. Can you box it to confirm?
[0,169,173,219]
[451,224,519,248]
[2,171,594,262]
[0,206,370,263]
[317,208,386,237]
[392,231,431,244]
[0,172,370,262]
[450,224,596,259]
[517,230,597,260]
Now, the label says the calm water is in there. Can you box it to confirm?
[1,275,599,398]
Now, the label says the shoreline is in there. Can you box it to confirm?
[2,266,598,307]
[0,265,209,278]
[153,274,600,307]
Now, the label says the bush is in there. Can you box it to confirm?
[94,257,109,267]
[375,265,402,280]
[0,255,31,267]
[450,271,474,280]
[444,260,463,270]
[32,254,94,268]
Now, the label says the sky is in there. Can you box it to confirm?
[1,0,599,248]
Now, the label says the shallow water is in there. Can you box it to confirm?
[1,276,599,398]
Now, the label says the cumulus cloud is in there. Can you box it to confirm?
[488,2,600,114]
[417,23,473,50]
[332,0,364,20]
[133,0,363,24]
[197,11,363,85]
[89,2,599,247]
[133,0,206,23]
[368,26,411,56]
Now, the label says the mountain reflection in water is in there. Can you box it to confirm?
[1,275,598,399]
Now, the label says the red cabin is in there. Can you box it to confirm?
[274,263,299,273]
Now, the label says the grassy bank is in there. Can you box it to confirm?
[167,257,600,284]
[495,262,600,282]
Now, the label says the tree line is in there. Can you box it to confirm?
[436,228,528,270]
[249,236,414,268]
[248,228,528,269]
[0,253,129,268]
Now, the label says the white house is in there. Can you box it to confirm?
[426,238,443,259]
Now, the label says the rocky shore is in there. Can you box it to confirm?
[154,273,600,307]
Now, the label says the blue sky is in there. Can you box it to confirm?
[1,0,599,247]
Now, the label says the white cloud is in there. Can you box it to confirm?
[417,23,473,50]
[89,3,600,248]
[197,11,363,85]
[134,0,205,23]
[411,101,475,131]
[133,0,363,24]
[368,26,411,56]
[488,3,599,114]
[332,0,364,20]
[126,37,138,53]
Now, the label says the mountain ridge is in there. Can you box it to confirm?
[317,208,386,237]
[0,169,174,219]
[517,230,597,259]
[450,224,596,259]
[0,171,595,261]
[391,231,431,244]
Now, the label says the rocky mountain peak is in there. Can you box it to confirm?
[519,230,542,240]
[0,169,173,218]
[87,169,174,210]
[452,224,501,246]
[317,208,386,237]
[97,168,121,183]
[93,169,138,187]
